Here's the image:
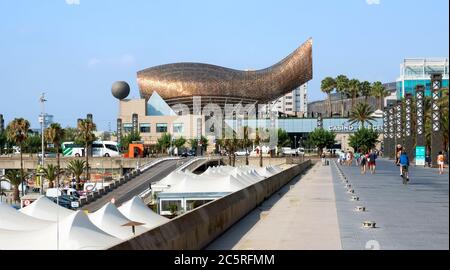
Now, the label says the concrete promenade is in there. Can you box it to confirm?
[208,158,449,250]
[207,162,342,250]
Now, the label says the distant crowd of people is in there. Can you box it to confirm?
[337,149,379,175]
[336,145,447,185]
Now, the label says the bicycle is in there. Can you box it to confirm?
[401,165,409,185]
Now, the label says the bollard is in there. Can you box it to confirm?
[355,206,366,212]
[362,221,376,228]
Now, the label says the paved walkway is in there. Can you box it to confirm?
[332,158,449,250]
[207,162,342,250]
[208,158,449,250]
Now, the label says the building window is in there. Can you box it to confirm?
[156,123,168,133]
[173,123,184,133]
[123,123,133,133]
[140,123,151,133]
[161,200,182,212]
[286,108,293,111]
[286,102,293,105]
[286,96,293,99]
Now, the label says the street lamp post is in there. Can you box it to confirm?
[39,93,47,195]
[294,135,297,156]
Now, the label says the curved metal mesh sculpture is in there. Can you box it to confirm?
[137,38,313,108]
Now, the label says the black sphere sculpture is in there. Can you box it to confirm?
[112,81,130,100]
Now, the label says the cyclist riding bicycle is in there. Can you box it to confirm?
[398,150,410,184]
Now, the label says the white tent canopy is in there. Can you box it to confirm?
[118,196,169,230]
[0,202,53,231]
[88,202,146,240]
[19,196,74,222]
[0,211,121,250]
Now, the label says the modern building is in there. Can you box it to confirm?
[272,83,308,117]
[396,58,449,99]
[136,39,313,111]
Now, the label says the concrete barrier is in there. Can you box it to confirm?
[80,197,87,206]
[109,160,311,250]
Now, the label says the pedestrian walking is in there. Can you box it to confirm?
[360,151,367,174]
[368,149,377,174]
[437,151,445,175]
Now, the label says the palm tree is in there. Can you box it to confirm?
[77,119,96,181]
[359,81,372,103]
[349,103,376,128]
[5,170,21,202]
[348,79,360,110]
[67,159,86,190]
[371,81,389,110]
[335,75,349,117]
[254,128,264,167]
[240,126,252,166]
[320,77,336,117]
[42,164,60,189]
[6,118,30,196]
[44,123,65,186]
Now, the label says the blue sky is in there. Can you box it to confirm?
[0,0,448,130]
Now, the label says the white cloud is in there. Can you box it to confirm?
[366,0,380,5]
[65,0,80,5]
[87,58,100,68]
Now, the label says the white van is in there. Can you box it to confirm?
[46,188,80,198]
[62,141,120,157]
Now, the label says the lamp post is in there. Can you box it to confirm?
[294,135,297,150]
[0,175,5,203]
[39,93,47,195]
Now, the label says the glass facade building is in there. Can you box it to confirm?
[396,58,449,99]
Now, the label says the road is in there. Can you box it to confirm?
[82,159,182,212]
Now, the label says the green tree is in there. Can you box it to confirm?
[62,127,79,142]
[240,126,253,165]
[0,131,6,155]
[277,128,291,148]
[45,123,65,185]
[349,128,379,153]
[6,118,30,196]
[348,79,360,110]
[121,131,141,151]
[335,75,349,117]
[173,136,187,148]
[349,103,376,128]
[189,136,209,154]
[308,128,336,156]
[42,164,61,189]
[359,81,372,103]
[77,119,96,180]
[371,81,389,110]
[157,133,172,154]
[5,169,21,202]
[67,159,86,190]
[321,77,336,117]
[23,134,41,153]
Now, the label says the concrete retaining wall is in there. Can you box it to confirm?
[109,160,311,250]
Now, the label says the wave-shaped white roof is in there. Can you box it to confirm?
[19,196,74,222]
[118,196,168,230]
[0,202,53,231]
[88,202,144,240]
[0,211,121,250]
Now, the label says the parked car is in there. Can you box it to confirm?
[48,194,80,210]
[181,149,196,157]
[235,150,250,156]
